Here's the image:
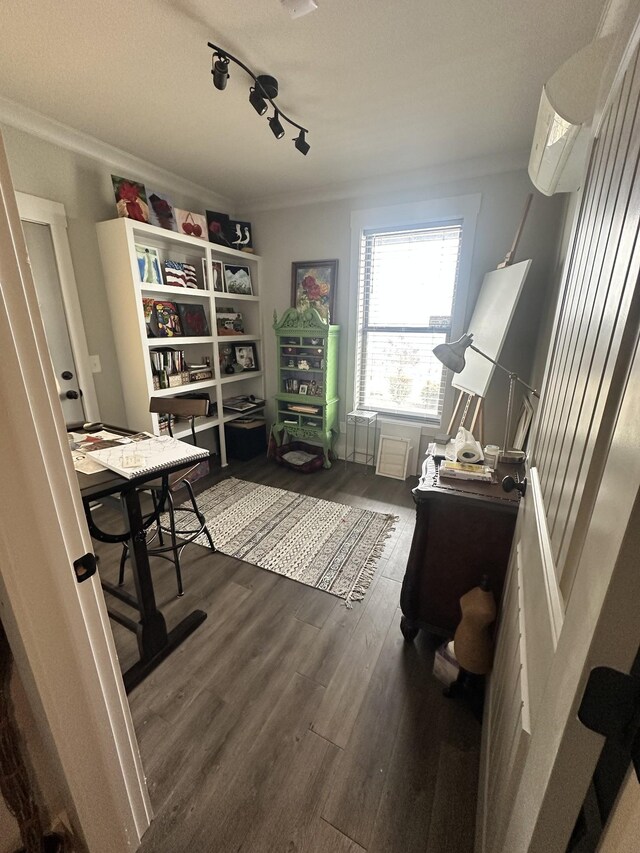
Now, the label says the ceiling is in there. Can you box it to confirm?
[0,0,608,206]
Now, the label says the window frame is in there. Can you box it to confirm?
[348,194,481,431]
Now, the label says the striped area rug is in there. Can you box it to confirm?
[188,477,397,605]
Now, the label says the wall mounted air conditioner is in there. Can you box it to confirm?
[529,37,612,196]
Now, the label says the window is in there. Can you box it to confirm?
[355,222,462,421]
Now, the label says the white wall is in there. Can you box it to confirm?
[240,169,566,456]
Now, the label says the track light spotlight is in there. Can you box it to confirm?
[269,111,285,140]
[207,42,309,154]
[212,53,230,90]
[294,129,310,155]
[249,87,268,116]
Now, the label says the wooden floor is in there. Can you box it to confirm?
[94,456,480,853]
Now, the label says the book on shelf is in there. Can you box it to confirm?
[150,347,187,389]
[438,460,494,482]
[287,403,321,415]
[86,434,208,479]
[188,368,213,382]
[222,395,265,412]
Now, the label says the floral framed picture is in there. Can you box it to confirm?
[233,343,258,371]
[291,259,338,322]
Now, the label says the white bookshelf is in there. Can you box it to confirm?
[96,217,265,466]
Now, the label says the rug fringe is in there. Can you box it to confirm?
[344,514,399,608]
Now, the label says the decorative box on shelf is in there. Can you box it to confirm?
[271,307,339,469]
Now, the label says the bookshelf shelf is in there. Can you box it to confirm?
[96,217,264,466]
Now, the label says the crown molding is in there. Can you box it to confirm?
[236,149,530,214]
[0,94,233,209]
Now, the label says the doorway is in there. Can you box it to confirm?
[16,192,99,425]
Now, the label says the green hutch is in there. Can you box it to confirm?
[272,308,340,468]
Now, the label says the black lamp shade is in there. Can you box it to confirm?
[294,130,310,155]
[269,112,285,139]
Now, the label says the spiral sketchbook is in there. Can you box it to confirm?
[86,434,208,479]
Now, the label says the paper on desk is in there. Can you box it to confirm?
[72,451,108,474]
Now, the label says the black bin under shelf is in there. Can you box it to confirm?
[224,420,267,460]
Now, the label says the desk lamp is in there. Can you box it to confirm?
[433,334,540,461]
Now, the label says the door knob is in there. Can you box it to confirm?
[502,475,527,497]
[61,370,74,380]
[65,390,79,400]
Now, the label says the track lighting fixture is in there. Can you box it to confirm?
[208,42,310,155]
[249,87,267,116]
[269,110,285,139]
[294,129,310,155]
[212,53,230,90]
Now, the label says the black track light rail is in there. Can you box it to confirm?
[207,42,308,135]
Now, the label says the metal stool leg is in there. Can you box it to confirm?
[165,491,184,597]
[183,480,216,552]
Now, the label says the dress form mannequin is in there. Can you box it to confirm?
[453,576,496,675]
[444,575,496,718]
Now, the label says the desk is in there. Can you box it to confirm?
[75,429,207,692]
[400,455,522,640]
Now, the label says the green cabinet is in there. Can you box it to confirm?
[272,308,339,468]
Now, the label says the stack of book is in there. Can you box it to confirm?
[438,460,494,482]
[150,348,188,389]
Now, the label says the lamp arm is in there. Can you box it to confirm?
[469,344,540,398]
[208,42,308,134]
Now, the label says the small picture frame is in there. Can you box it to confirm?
[174,208,207,239]
[513,395,534,450]
[206,210,233,247]
[211,260,224,292]
[112,175,149,222]
[224,264,253,295]
[136,244,163,285]
[216,311,244,335]
[233,343,258,371]
[175,303,210,337]
[298,384,308,395]
[146,188,177,231]
[291,259,338,322]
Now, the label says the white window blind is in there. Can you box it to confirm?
[355,222,462,420]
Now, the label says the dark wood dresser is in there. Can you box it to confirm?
[400,455,523,640]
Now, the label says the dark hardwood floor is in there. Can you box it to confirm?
[93,456,480,852]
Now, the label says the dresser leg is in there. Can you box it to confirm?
[400,615,419,642]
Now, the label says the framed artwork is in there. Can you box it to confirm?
[112,175,149,222]
[233,343,258,371]
[206,210,233,247]
[175,303,210,337]
[164,260,188,288]
[291,259,338,322]
[513,395,534,450]
[147,189,177,231]
[174,208,207,239]
[136,244,163,285]
[211,260,224,291]
[227,219,253,253]
[216,311,244,335]
[298,384,308,395]
[224,264,253,295]
[152,301,182,337]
